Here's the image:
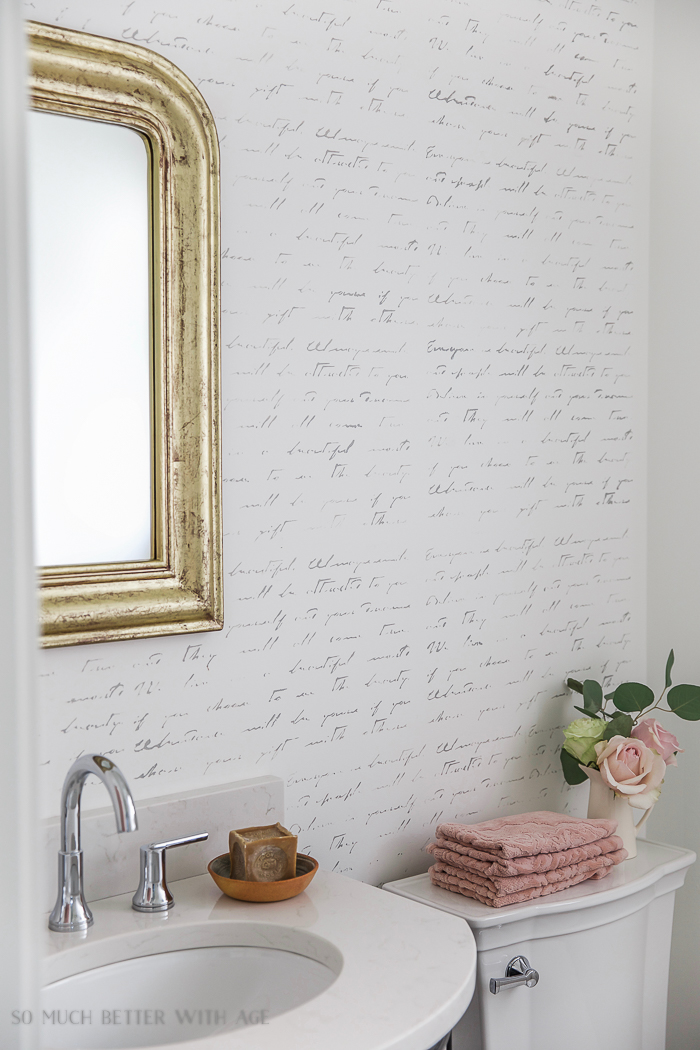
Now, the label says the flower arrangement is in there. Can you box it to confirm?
[560,651,700,810]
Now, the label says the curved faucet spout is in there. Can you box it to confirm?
[50,754,138,932]
[60,754,138,853]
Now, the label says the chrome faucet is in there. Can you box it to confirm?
[48,754,138,932]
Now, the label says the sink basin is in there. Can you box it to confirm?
[42,944,337,1048]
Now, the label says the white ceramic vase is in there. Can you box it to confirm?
[583,766,653,859]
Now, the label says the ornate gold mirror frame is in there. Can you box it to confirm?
[29,21,222,647]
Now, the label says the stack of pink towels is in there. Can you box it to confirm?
[427,811,627,908]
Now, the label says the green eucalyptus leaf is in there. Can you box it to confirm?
[668,684,700,721]
[582,679,603,714]
[560,747,589,785]
[602,712,634,740]
[665,650,675,689]
[573,705,607,720]
[566,678,584,695]
[612,682,654,713]
[604,691,616,701]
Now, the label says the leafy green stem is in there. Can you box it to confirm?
[639,695,669,720]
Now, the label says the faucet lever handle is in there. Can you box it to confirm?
[149,832,209,851]
[132,831,209,913]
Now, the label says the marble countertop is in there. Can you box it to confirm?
[43,867,477,1050]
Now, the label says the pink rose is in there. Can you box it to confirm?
[594,735,665,810]
[631,718,683,767]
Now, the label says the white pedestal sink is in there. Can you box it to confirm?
[42,868,476,1050]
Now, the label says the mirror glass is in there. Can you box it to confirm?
[27,110,153,567]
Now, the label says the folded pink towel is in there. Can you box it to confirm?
[436,811,618,860]
[429,852,626,908]
[427,832,624,878]
[430,849,626,899]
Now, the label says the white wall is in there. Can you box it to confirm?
[648,1,700,1046]
[0,2,39,1045]
[25,0,651,886]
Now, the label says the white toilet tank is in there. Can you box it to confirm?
[384,840,694,1050]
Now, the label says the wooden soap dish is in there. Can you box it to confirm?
[208,852,318,902]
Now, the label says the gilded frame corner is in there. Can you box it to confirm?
[28,20,222,647]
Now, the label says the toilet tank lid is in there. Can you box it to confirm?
[382,839,695,930]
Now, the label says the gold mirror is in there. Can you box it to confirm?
[28,21,222,647]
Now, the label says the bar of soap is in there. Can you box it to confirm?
[229,823,297,882]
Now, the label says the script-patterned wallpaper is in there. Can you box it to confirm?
[27,0,649,883]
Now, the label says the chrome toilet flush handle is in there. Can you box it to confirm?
[132,832,208,912]
[489,955,539,995]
